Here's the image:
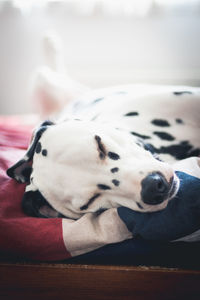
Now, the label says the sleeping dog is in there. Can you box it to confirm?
[6,36,200,220]
[7,84,200,219]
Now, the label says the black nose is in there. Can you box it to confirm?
[141,172,170,205]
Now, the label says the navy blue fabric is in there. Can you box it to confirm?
[118,171,200,241]
[68,239,200,269]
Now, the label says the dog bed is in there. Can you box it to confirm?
[1,115,200,268]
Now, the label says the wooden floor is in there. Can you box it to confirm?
[0,262,200,300]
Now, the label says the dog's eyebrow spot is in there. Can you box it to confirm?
[97,184,111,190]
[124,112,139,117]
[153,131,175,141]
[42,149,48,156]
[111,167,119,173]
[108,152,120,160]
[151,119,170,127]
[94,135,107,160]
[173,91,192,96]
[35,142,42,154]
[176,118,184,124]
[130,131,151,140]
[112,179,120,186]
[80,193,101,210]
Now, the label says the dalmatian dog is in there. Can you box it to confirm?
[7,38,200,220]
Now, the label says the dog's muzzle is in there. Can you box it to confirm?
[141,172,174,205]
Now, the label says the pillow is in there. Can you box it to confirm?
[118,167,200,241]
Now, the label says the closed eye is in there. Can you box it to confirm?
[80,193,101,210]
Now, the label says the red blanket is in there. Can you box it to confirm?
[0,117,70,260]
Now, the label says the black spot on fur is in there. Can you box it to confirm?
[124,112,139,117]
[7,121,54,182]
[97,184,111,190]
[41,120,55,126]
[80,193,101,210]
[7,159,32,183]
[176,118,184,124]
[42,149,48,156]
[153,154,163,162]
[141,143,163,161]
[95,135,107,160]
[139,142,160,161]
[112,179,120,186]
[80,205,89,211]
[35,142,42,154]
[158,141,193,159]
[145,141,200,160]
[173,91,192,96]
[136,202,144,209]
[143,143,156,154]
[151,119,170,127]
[111,167,119,173]
[153,131,175,141]
[93,97,104,104]
[108,152,120,160]
[21,166,32,183]
[187,148,200,157]
[130,131,151,140]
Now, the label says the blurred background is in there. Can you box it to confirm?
[0,0,200,115]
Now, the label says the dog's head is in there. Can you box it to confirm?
[7,119,179,219]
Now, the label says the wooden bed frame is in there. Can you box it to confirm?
[1,261,200,300]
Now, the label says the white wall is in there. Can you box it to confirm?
[0,3,200,114]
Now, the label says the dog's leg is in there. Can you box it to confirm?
[31,34,90,119]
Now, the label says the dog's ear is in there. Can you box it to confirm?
[7,120,54,183]
[22,189,61,218]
